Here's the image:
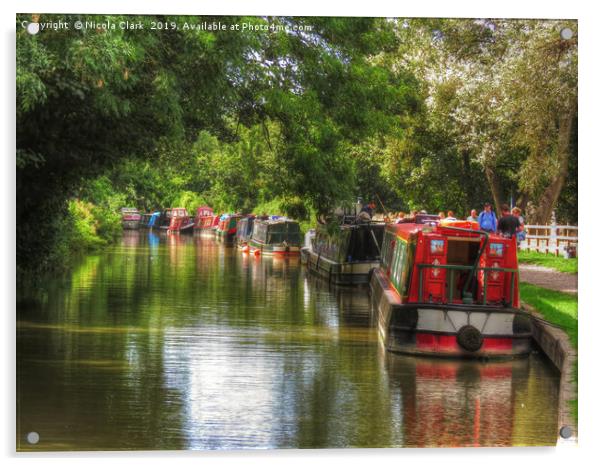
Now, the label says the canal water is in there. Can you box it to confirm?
[17,232,561,450]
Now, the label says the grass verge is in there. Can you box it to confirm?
[520,282,578,424]
[518,250,578,274]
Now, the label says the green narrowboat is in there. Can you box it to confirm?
[248,218,302,256]
[216,214,242,242]
[302,221,385,285]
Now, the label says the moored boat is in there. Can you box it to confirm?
[236,215,256,250]
[370,218,532,359]
[139,211,160,229]
[248,217,302,256]
[147,211,161,229]
[158,208,194,233]
[121,207,142,230]
[215,214,242,242]
[193,206,218,233]
[302,221,385,285]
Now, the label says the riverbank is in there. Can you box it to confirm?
[520,283,578,435]
[518,250,578,274]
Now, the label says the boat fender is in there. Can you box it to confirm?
[242,245,250,254]
[254,248,261,256]
[456,325,483,352]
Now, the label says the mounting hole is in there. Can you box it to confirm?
[560,28,573,40]
[559,426,573,439]
[26,431,40,444]
[26,23,40,35]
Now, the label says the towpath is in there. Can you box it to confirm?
[519,264,578,294]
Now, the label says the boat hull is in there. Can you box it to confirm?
[370,268,532,359]
[178,221,194,233]
[215,230,236,242]
[303,247,379,286]
[122,220,140,230]
[194,227,216,236]
[249,240,300,256]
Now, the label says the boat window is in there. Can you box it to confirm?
[265,222,301,245]
[381,232,396,268]
[391,239,406,291]
[489,243,504,257]
[314,227,347,261]
[254,222,268,242]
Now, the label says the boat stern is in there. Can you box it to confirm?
[370,268,532,359]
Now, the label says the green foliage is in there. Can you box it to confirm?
[16,15,578,275]
[18,14,421,274]
[518,250,578,274]
[520,283,577,347]
[389,19,577,222]
[67,199,107,252]
[173,191,207,214]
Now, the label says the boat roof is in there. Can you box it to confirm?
[340,221,385,230]
[219,213,243,220]
[256,217,298,224]
[388,222,426,240]
[388,221,510,242]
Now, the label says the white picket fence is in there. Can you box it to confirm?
[520,223,578,257]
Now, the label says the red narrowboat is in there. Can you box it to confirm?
[158,208,194,233]
[193,206,218,232]
[370,218,532,359]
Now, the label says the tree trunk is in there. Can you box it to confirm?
[484,164,504,216]
[531,107,576,224]
[516,192,529,212]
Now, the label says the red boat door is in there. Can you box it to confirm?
[479,240,507,304]
[421,235,448,303]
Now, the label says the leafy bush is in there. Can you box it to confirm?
[67,199,107,252]
[173,190,207,215]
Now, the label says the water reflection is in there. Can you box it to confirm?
[17,233,560,450]
[384,353,559,447]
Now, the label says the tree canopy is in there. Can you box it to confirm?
[16,15,578,274]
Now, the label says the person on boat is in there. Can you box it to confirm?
[466,209,478,222]
[438,211,446,220]
[497,204,520,238]
[395,212,406,224]
[444,210,456,221]
[477,203,497,233]
[358,202,376,222]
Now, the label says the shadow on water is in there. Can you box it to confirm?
[17,230,561,450]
